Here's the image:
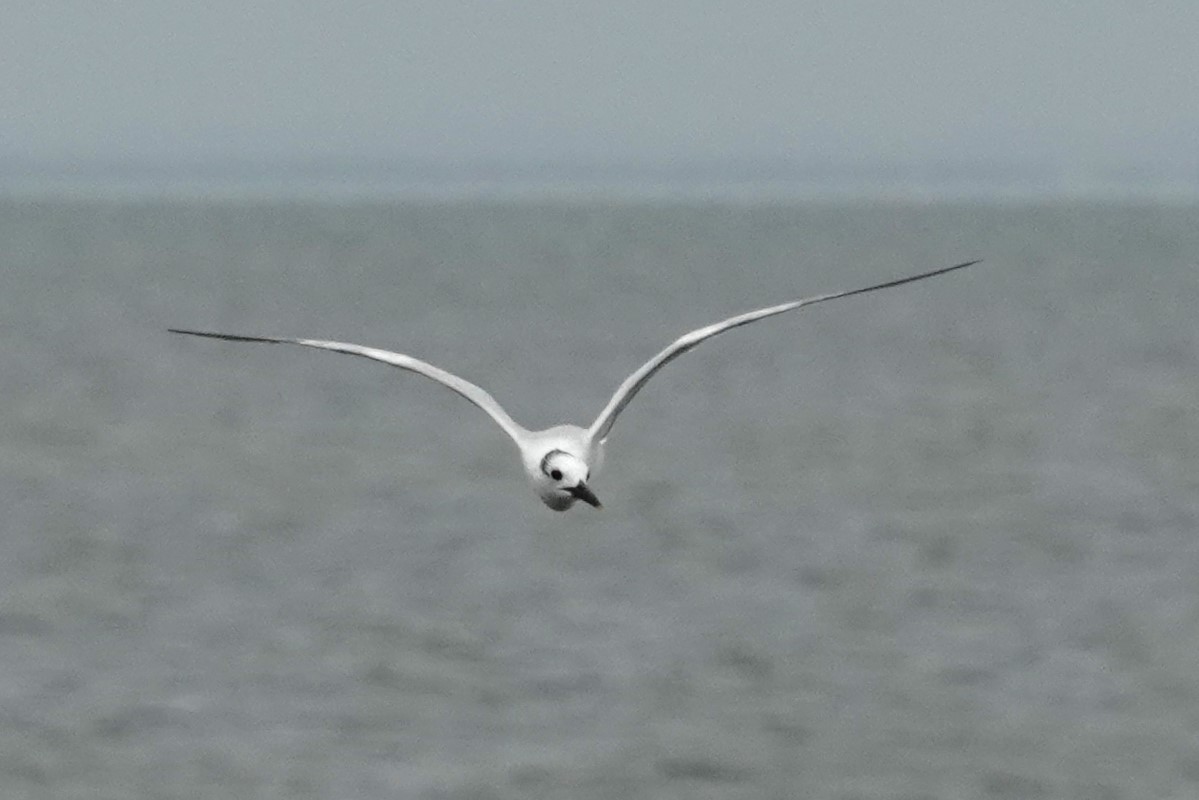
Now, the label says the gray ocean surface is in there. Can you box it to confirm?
[2,197,1197,799]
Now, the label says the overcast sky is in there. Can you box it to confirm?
[4,2,1197,172]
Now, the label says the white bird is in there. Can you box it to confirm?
[171,259,978,510]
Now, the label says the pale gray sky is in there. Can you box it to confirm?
[4,2,1198,171]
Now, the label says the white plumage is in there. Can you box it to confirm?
[172,259,979,510]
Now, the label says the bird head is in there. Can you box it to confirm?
[536,449,601,511]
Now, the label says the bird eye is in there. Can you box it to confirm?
[550,469,563,481]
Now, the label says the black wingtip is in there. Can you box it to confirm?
[167,328,286,344]
[934,257,982,274]
[829,257,983,305]
[169,327,223,338]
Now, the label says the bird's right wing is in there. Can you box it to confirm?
[169,329,529,444]
[587,259,981,444]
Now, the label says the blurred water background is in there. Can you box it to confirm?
[1,190,1197,798]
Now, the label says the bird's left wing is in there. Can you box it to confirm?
[169,330,529,444]
[587,259,981,444]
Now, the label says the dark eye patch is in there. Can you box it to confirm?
[540,449,569,480]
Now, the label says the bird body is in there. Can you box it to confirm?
[172,259,978,510]
[518,425,604,510]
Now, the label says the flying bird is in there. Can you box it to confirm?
[171,259,979,510]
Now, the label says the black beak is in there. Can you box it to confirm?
[568,482,602,508]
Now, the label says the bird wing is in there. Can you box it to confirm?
[587,259,981,443]
[169,329,528,444]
